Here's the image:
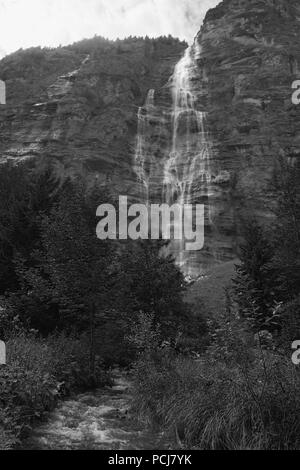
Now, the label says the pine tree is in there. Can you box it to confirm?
[233,221,275,331]
[115,239,187,340]
[38,182,114,381]
[270,157,300,302]
[0,163,60,294]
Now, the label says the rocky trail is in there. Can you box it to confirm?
[21,373,171,450]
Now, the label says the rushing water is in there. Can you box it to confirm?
[22,374,171,450]
[164,45,211,206]
[134,45,212,275]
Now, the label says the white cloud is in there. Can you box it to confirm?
[0,0,220,58]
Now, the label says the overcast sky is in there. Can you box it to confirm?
[0,0,220,58]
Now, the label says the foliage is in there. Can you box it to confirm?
[0,163,60,295]
[232,158,300,336]
[276,295,300,350]
[232,221,275,331]
[128,311,162,356]
[0,330,111,446]
[131,312,300,450]
[1,170,189,368]
[116,240,188,341]
[270,157,300,302]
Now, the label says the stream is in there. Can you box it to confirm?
[22,373,171,450]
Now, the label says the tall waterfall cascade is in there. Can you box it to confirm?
[134,44,213,276]
[164,45,212,207]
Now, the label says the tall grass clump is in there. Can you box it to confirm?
[131,312,300,450]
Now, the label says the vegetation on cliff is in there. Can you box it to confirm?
[0,35,186,107]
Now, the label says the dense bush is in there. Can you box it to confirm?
[233,160,300,334]
[0,331,111,448]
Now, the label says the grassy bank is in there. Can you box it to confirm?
[131,315,300,450]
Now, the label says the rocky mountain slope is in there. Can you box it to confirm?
[130,0,300,273]
[197,0,300,260]
[0,0,299,274]
[0,37,185,194]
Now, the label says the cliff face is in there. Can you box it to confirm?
[196,0,300,258]
[131,0,300,273]
[0,38,186,195]
[1,0,300,275]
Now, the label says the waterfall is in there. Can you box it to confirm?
[134,89,156,202]
[134,44,212,275]
[164,45,211,207]
[163,45,212,272]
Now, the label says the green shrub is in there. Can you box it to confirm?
[0,425,18,450]
[277,295,300,348]
[0,331,111,444]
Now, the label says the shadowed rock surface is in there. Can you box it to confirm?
[198,0,300,260]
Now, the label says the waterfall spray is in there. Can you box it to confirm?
[134,89,156,202]
[163,45,212,272]
[134,44,212,275]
